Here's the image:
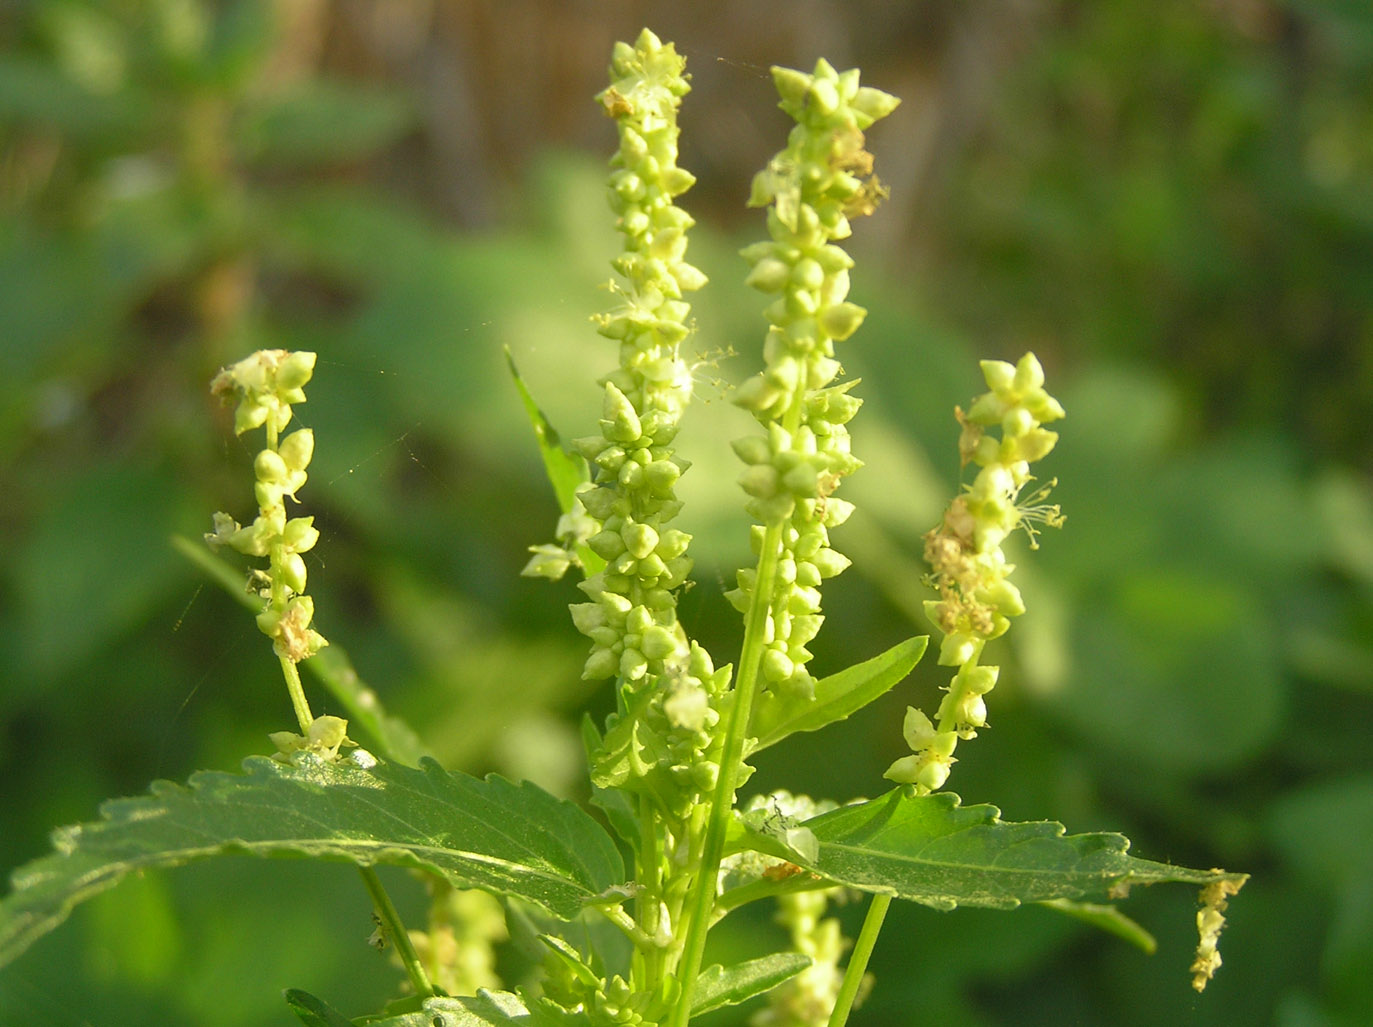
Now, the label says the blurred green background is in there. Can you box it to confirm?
[1,1,1371,1024]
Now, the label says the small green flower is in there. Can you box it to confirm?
[208,349,330,738]
[210,349,316,437]
[269,714,351,763]
[730,59,898,706]
[886,353,1064,790]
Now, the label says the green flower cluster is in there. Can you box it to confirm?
[885,353,1065,791]
[728,59,899,704]
[570,28,703,686]
[206,349,327,665]
[547,30,725,821]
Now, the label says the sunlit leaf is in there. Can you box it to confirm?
[0,755,624,968]
[355,989,588,1025]
[740,787,1245,911]
[691,952,812,1015]
[750,635,927,752]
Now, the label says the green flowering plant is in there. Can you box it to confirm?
[0,28,1245,1027]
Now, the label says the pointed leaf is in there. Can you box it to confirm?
[0,755,624,968]
[743,788,1245,911]
[751,636,928,752]
[286,989,359,1027]
[692,952,812,1015]
[1039,898,1157,953]
[505,347,591,516]
[357,990,588,1025]
[581,714,639,853]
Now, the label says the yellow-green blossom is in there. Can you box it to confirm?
[886,353,1064,791]
[729,58,898,711]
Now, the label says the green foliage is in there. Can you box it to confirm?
[0,2,1368,1025]
[770,789,1242,911]
[751,636,928,752]
[689,954,813,1016]
[0,755,623,967]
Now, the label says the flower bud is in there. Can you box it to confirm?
[282,516,319,553]
[655,528,691,559]
[818,301,866,341]
[739,464,781,499]
[280,552,308,594]
[745,257,791,293]
[763,650,796,681]
[641,625,679,660]
[583,648,619,680]
[625,604,653,636]
[916,758,951,792]
[569,603,607,635]
[255,448,289,484]
[620,647,648,681]
[980,359,1016,394]
[623,522,660,560]
[276,351,317,392]
[279,429,315,471]
[600,382,643,443]
[809,547,851,579]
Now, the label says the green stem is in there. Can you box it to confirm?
[280,654,314,733]
[599,902,656,950]
[358,865,435,998]
[637,793,664,988]
[827,892,891,1027]
[669,519,786,1027]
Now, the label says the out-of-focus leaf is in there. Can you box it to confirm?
[1268,776,1373,1019]
[238,81,414,168]
[200,0,278,90]
[1315,468,1373,584]
[1039,898,1157,953]
[355,990,589,1025]
[0,56,151,141]
[286,988,358,1027]
[8,463,199,691]
[1268,775,1373,890]
[0,755,625,967]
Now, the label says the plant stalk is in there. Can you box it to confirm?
[827,892,891,1027]
[280,655,315,734]
[668,519,786,1027]
[358,865,435,999]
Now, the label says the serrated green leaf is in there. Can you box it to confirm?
[691,952,812,1015]
[751,636,927,752]
[589,686,676,812]
[356,990,588,1026]
[286,988,359,1027]
[745,787,1245,911]
[0,755,624,968]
